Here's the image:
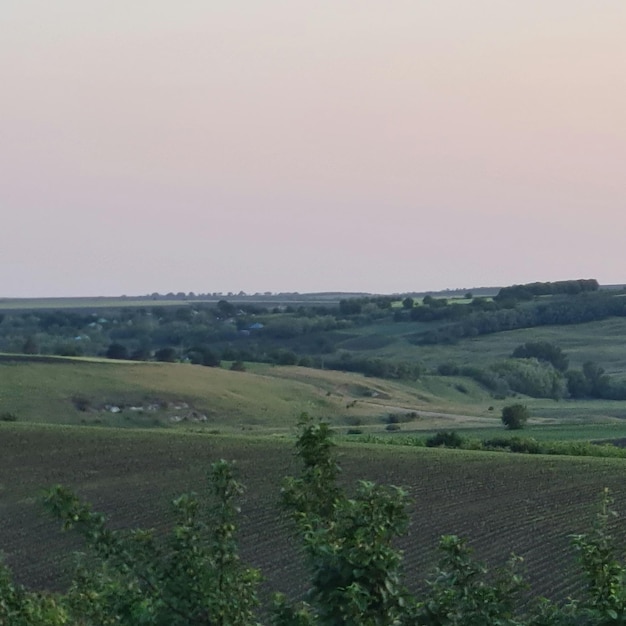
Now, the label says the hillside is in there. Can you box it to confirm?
[0,356,502,432]
[4,423,626,608]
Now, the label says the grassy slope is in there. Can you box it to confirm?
[0,356,507,432]
[4,356,626,439]
[4,422,626,607]
[327,317,626,424]
[347,317,626,378]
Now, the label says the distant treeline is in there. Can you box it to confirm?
[415,282,626,345]
[2,279,626,390]
[494,278,599,302]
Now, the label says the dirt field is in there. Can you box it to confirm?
[3,423,626,608]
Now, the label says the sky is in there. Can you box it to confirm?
[2,1,625,297]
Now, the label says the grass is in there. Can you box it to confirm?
[4,355,626,438]
[365,422,626,443]
[0,357,341,431]
[0,356,496,432]
[367,317,626,379]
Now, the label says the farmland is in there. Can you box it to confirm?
[3,421,626,608]
[5,282,626,616]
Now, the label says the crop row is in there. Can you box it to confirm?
[3,424,626,606]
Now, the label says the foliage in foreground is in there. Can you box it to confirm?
[3,419,626,625]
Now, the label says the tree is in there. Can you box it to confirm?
[512,341,569,372]
[501,404,529,430]
[566,369,591,398]
[216,299,236,318]
[279,416,411,626]
[22,336,39,355]
[583,361,611,398]
[339,299,362,315]
[154,347,178,362]
[105,343,128,360]
[43,461,261,626]
[571,488,626,623]
[402,296,414,309]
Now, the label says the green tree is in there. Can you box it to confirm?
[106,343,129,360]
[0,559,67,626]
[421,535,525,626]
[583,361,611,398]
[154,346,178,362]
[43,461,261,626]
[501,404,529,430]
[566,369,591,398]
[279,416,411,626]
[512,341,569,372]
[22,336,39,355]
[571,488,626,624]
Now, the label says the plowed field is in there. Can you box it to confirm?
[3,423,626,607]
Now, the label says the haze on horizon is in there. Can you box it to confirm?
[2,1,625,298]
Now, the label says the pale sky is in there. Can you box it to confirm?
[2,1,625,296]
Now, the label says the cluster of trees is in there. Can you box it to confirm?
[4,280,626,388]
[322,353,424,380]
[418,289,626,345]
[439,341,626,401]
[494,279,600,303]
[4,419,626,625]
[0,302,429,381]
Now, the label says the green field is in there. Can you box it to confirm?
[0,355,496,430]
[3,355,626,442]
[345,317,626,379]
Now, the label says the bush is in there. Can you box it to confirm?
[72,395,91,412]
[385,412,414,424]
[501,404,529,430]
[154,347,178,362]
[0,411,17,422]
[105,343,129,360]
[437,362,460,376]
[482,436,541,454]
[230,360,246,372]
[426,431,465,448]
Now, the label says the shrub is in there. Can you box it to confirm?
[426,431,465,448]
[154,347,178,362]
[384,412,414,424]
[0,411,18,422]
[501,404,529,430]
[72,395,91,412]
[482,437,541,454]
[437,362,460,376]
